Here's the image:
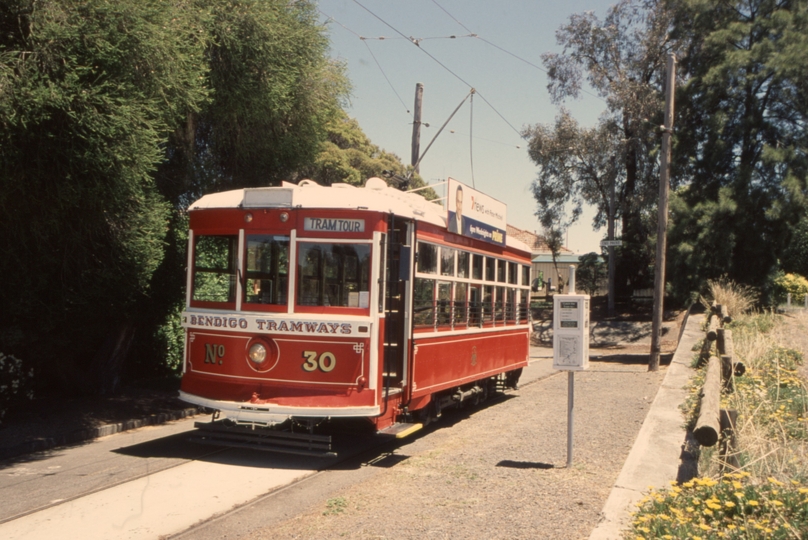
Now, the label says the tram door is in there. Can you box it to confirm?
[382,215,413,391]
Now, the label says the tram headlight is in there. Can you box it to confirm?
[248,343,267,364]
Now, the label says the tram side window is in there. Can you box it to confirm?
[417,242,438,274]
[472,254,484,280]
[440,247,456,276]
[522,265,531,287]
[508,262,518,284]
[485,257,496,281]
[437,281,452,325]
[297,243,370,307]
[454,282,467,326]
[244,235,289,305]
[192,235,238,303]
[413,278,435,328]
[457,251,469,279]
[497,259,506,283]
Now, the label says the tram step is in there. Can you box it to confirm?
[190,420,336,458]
[379,422,423,439]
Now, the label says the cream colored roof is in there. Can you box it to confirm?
[190,178,530,255]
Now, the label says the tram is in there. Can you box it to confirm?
[179,177,532,455]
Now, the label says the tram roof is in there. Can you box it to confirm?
[190,178,530,254]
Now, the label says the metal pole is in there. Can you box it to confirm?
[650,54,676,372]
[568,265,576,295]
[567,371,574,468]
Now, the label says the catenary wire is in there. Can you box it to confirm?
[350,0,524,138]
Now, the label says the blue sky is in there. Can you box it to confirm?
[317,0,617,253]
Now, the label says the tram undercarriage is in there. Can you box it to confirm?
[188,367,523,457]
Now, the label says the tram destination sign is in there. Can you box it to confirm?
[304,217,365,233]
[446,177,506,247]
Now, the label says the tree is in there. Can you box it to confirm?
[530,0,680,297]
[294,110,436,198]
[577,252,607,296]
[0,0,350,396]
[667,0,808,300]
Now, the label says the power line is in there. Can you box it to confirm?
[431,0,607,104]
[362,40,410,113]
[350,0,524,138]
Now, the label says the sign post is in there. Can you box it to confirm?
[552,267,590,468]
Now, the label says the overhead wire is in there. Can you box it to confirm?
[350,0,524,139]
[320,10,411,114]
[431,0,607,104]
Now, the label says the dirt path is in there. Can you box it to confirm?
[243,359,667,540]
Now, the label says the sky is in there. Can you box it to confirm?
[317,0,618,254]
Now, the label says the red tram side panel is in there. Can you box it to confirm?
[179,178,532,442]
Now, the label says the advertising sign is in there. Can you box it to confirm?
[446,177,506,247]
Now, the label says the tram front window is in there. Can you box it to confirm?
[192,235,238,304]
[245,235,289,305]
[297,243,370,307]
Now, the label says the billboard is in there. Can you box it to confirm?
[446,177,507,246]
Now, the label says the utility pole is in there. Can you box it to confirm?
[650,54,676,372]
[607,157,616,317]
[411,83,424,174]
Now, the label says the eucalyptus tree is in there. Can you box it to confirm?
[528,0,680,296]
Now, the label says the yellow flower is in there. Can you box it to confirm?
[699,523,712,531]
[704,509,714,517]
[734,492,744,498]
[724,501,736,508]
[732,481,743,489]
[771,500,784,506]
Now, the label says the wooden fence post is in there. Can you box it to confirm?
[694,356,722,446]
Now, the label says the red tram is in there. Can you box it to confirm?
[179,177,532,454]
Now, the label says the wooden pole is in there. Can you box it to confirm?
[694,355,722,446]
[650,54,676,371]
[607,167,616,317]
[411,83,424,173]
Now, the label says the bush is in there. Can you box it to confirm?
[771,272,808,305]
[0,352,34,425]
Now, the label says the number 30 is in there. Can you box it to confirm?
[302,351,337,372]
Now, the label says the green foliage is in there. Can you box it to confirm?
[782,217,808,277]
[668,0,808,301]
[0,352,34,426]
[0,0,350,396]
[298,110,435,197]
[771,272,808,305]
[576,252,606,296]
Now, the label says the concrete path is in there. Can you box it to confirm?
[589,314,702,539]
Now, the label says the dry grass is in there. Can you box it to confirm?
[699,277,760,317]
